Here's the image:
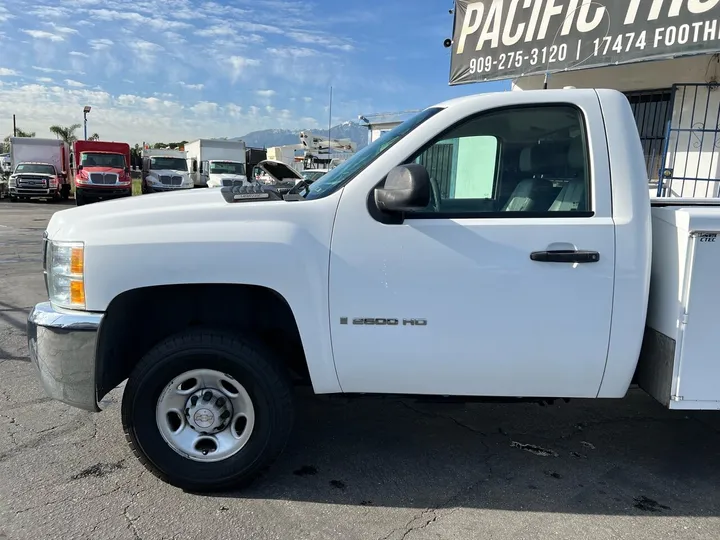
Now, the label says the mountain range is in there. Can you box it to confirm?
[233,121,369,150]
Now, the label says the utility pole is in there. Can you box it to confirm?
[12,114,16,137]
[328,86,333,161]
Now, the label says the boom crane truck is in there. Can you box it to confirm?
[26,88,720,492]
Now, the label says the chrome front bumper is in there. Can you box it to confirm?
[27,302,104,412]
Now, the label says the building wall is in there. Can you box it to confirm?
[513,54,720,198]
[369,122,402,144]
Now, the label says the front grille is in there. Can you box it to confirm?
[89,172,118,185]
[159,175,183,186]
[18,175,47,187]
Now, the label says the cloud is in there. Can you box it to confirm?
[228,56,260,83]
[287,31,354,51]
[33,66,75,75]
[0,7,14,23]
[179,82,204,90]
[89,38,113,50]
[22,29,64,41]
[87,9,191,32]
[0,0,371,142]
[45,22,78,35]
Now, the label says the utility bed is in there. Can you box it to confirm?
[639,199,720,410]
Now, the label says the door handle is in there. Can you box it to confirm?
[530,249,600,263]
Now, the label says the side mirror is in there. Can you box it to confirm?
[124,166,130,173]
[375,164,431,213]
[192,160,198,173]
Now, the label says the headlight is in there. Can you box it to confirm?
[47,240,85,309]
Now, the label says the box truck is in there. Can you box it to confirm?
[185,139,247,188]
[74,140,132,206]
[8,137,71,202]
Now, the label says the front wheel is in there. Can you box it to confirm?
[121,330,295,492]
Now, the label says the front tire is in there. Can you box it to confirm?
[121,330,295,492]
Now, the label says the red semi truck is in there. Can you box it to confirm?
[74,140,132,206]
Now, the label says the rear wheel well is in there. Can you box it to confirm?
[96,284,308,402]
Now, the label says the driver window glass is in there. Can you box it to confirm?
[407,105,591,217]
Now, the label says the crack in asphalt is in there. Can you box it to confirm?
[397,400,488,438]
[0,416,87,463]
[376,401,497,540]
[14,476,139,516]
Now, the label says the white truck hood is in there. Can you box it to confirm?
[46,187,286,241]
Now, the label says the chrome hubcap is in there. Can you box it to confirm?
[156,368,255,462]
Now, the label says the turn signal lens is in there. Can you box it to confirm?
[69,280,85,305]
[70,247,84,275]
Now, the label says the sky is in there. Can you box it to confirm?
[0,0,508,145]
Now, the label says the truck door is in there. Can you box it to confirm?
[329,97,616,398]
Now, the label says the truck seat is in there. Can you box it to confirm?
[549,138,587,212]
[502,146,561,212]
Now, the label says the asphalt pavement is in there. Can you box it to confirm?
[2,200,720,540]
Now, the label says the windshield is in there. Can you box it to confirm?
[81,152,126,168]
[302,170,326,182]
[303,107,443,200]
[14,163,56,175]
[150,157,187,171]
[209,161,245,175]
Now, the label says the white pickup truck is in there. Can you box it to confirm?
[27,88,720,492]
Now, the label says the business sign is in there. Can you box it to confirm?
[450,0,720,85]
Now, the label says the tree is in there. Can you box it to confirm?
[88,133,100,141]
[151,140,188,150]
[2,128,35,152]
[49,123,82,144]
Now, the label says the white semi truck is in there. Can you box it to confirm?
[140,148,193,194]
[7,137,72,202]
[185,139,247,188]
[27,88,720,492]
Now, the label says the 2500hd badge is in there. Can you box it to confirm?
[339,317,428,326]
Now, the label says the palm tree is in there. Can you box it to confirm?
[2,128,35,152]
[49,124,82,144]
[88,133,100,141]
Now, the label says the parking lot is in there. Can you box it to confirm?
[2,201,720,540]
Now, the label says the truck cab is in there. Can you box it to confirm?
[141,149,193,193]
[9,162,64,202]
[200,160,247,188]
[74,140,132,206]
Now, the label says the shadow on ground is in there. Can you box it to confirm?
[201,388,720,518]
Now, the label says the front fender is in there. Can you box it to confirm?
[78,195,342,393]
